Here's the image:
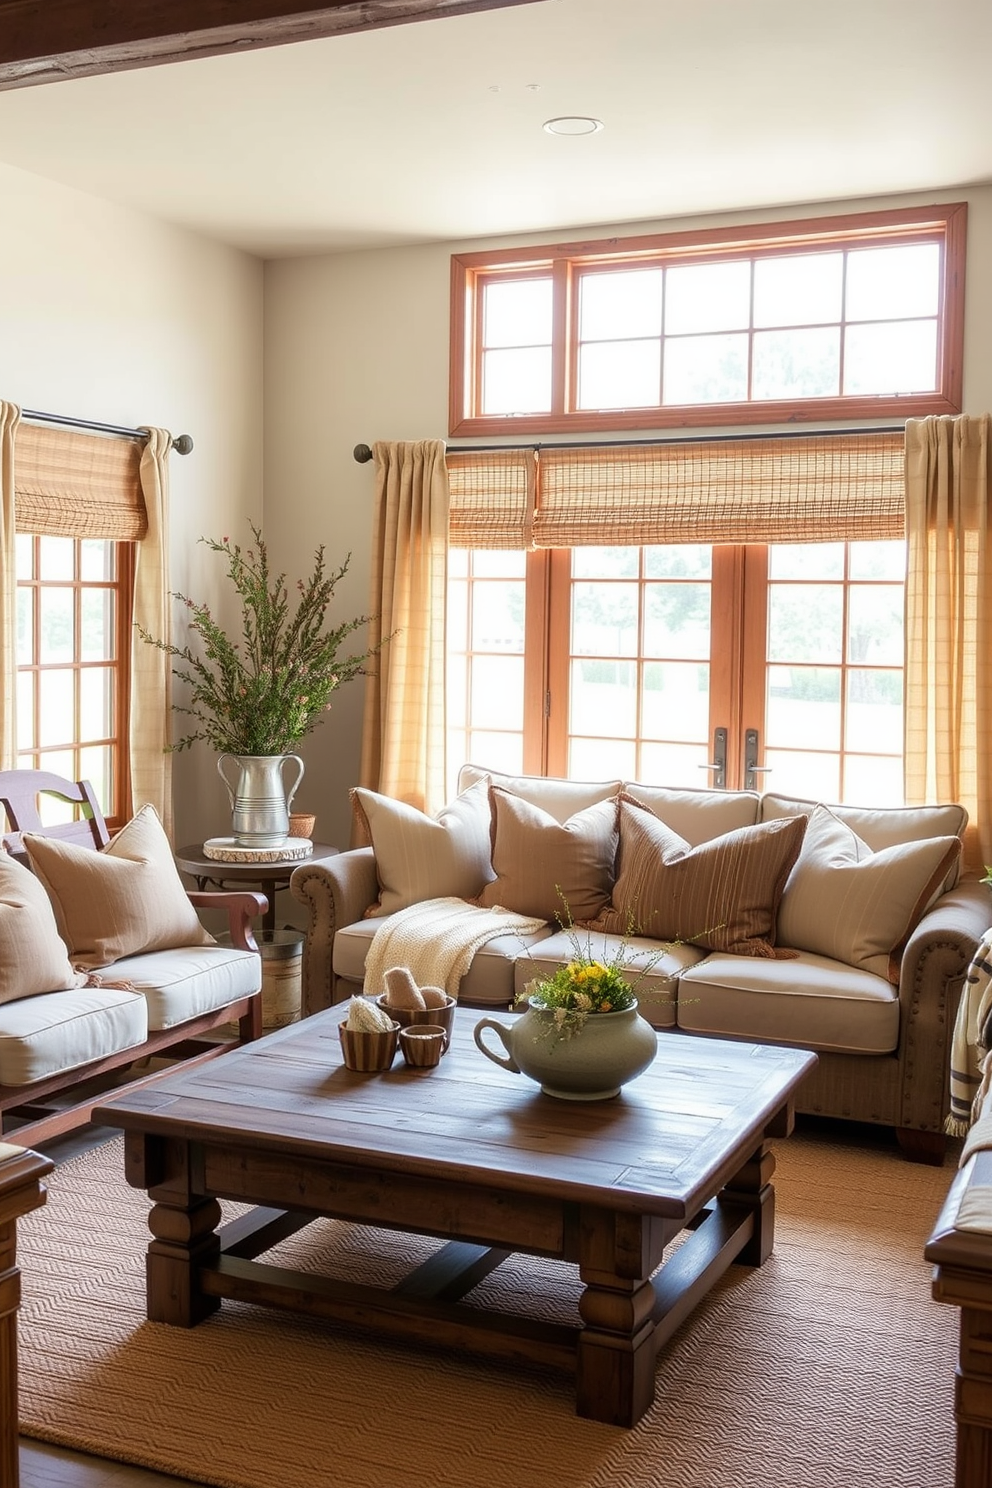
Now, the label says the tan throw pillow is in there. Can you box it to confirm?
[0,849,85,1003]
[776,804,962,983]
[475,786,619,923]
[588,794,807,958]
[25,804,213,970]
[351,779,494,917]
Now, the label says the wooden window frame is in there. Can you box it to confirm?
[16,536,134,830]
[449,203,967,438]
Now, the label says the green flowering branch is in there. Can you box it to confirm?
[138,522,386,754]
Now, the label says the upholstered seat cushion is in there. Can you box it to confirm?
[106,944,262,1031]
[333,915,555,1008]
[676,950,900,1054]
[0,985,148,1087]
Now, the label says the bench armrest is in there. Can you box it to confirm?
[186,889,268,953]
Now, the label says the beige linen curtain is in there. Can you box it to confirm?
[905,415,992,873]
[359,440,449,818]
[0,403,20,769]
[130,428,173,837]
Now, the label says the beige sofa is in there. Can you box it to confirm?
[291,765,991,1162]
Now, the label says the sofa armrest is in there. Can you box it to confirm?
[186,889,268,953]
[290,848,379,1016]
[900,877,991,1009]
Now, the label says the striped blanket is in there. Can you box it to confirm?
[947,930,992,1136]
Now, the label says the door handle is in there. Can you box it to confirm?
[743,728,771,792]
[697,726,727,790]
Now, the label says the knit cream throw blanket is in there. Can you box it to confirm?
[947,930,992,1136]
[363,896,548,1001]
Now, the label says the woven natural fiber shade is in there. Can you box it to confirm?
[448,431,904,549]
[14,422,147,540]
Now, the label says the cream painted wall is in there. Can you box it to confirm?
[263,184,992,852]
[0,160,263,848]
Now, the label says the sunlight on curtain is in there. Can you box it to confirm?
[131,428,173,837]
[359,440,449,819]
[0,402,21,769]
[905,414,992,871]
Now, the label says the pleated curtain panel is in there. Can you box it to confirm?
[904,414,992,873]
[359,439,450,819]
[0,407,173,833]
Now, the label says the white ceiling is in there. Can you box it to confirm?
[0,0,989,259]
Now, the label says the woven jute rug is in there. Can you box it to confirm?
[18,1128,957,1488]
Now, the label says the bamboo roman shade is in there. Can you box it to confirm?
[446,449,535,549]
[14,424,147,540]
[447,431,904,548]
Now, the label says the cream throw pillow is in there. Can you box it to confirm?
[25,804,213,971]
[352,779,494,917]
[588,794,806,958]
[776,804,962,983]
[0,849,85,1003]
[476,786,619,923]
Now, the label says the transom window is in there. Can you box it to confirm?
[450,204,965,436]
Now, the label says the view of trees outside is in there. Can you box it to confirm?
[481,243,940,416]
[15,534,117,817]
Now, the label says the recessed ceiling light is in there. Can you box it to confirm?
[543,116,604,136]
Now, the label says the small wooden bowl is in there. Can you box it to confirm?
[338,1022,399,1072]
[399,1025,446,1069]
[377,993,455,1046]
[288,812,316,839]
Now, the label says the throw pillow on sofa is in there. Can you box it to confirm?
[775,803,962,983]
[0,849,85,1001]
[587,793,807,958]
[352,778,494,917]
[25,803,214,970]
[475,785,619,923]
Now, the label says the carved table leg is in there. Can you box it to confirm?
[720,1139,777,1267]
[143,1140,222,1327]
[576,1207,661,1426]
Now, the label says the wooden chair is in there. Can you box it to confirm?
[0,770,265,1147]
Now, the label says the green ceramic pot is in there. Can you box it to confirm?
[473,997,658,1101]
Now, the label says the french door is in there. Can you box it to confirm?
[446,540,905,804]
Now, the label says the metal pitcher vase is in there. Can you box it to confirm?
[217,753,305,849]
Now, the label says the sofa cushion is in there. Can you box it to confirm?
[0,984,148,1086]
[108,944,263,1031]
[476,786,619,922]
[352,780,494,916]
[25,804,213,971]
[518,929,707,1030]
[760,791,967,887]
[334,914,555,1009]
[676,949,900,1055]
[588,794,806,957]
[622,782,760,844]
[457,764,622,824]
[776,804,962,983]
[0,849,85,1004]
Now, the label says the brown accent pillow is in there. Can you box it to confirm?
[476,786,619,923]
[0,849,85,1003]
[776,804,962,983]
[587,793,807,958]
[25,804,214,970]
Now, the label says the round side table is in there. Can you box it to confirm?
[175,842,340,937]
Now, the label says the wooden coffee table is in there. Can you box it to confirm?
[94,1007,816,1426]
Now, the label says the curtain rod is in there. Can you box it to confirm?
[21,408,193,455]
[352,425,905,463]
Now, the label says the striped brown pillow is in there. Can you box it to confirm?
[586,793,806,957]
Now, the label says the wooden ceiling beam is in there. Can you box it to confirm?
[0,0,541,90]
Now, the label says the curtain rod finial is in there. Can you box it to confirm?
[353,443,374,464]
[172,434,194,456]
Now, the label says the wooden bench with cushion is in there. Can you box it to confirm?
[0,769,264,1148]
